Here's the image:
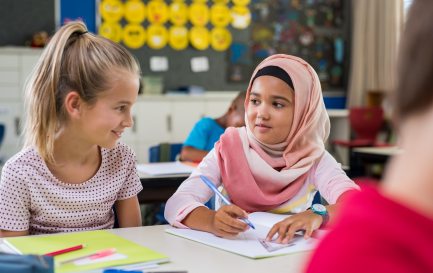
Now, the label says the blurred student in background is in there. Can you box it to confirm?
[180,91,246,162]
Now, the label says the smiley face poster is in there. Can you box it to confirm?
[123,23,146,49]
[98,0,251,51]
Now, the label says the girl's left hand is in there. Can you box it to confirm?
[266,210,322,244]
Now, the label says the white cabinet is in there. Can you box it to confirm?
[0,53,20,100]
[133,100,171,163]
[130,93,237,163]
[171,101,205,142]
[205,100,233,118]
[20,54,40,91]
[135,100,171,144]
[0,47,42,164]
[0,48,42,101]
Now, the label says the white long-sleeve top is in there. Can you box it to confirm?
[165,149,359,228]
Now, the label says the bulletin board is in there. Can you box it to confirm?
[238,0,350,90]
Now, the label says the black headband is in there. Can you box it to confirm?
[251,66,294,91]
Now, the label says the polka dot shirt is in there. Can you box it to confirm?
[0,142,143,235]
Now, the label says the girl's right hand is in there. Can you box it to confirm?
[210,204,250,237]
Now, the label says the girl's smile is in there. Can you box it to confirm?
[112,130,124,138]
[255,122,272,133]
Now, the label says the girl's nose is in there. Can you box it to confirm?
[257,105,270,119]
[123,114,134,128]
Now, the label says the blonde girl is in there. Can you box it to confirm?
[0,21,142,237]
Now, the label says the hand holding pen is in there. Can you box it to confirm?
[199,175,255,236]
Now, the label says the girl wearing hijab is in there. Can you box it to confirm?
[165,54,359,243]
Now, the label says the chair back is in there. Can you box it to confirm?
[349,107,384,141]
[147,142,183,225]
[149,143,183,162]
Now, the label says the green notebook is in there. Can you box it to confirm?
[4,230,169,273]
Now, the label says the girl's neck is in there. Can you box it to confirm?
[246,125,288,158]
[215,116,227,129]
[46,128,102,184]
[52,128,100,166]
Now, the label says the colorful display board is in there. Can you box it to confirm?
[244,0,348,89]
[98,0,251,51]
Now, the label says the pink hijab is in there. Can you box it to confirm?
[215,54,330,212]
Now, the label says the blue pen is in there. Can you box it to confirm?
[199,175,255,229]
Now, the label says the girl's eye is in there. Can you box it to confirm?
[250,98,260,105]
[273,102,284,108]
[117,105,127,112]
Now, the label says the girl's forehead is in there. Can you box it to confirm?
[97,74,139,99]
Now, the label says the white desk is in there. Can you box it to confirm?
[352,146,402,157]
[137,162,192,203]
[0,225,310,273]
[110,225,310,273]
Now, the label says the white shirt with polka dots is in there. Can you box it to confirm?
[0,142,143,235]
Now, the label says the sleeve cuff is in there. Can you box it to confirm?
[172,202,207,228]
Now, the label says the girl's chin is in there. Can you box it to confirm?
[254,135,272,145]
[254,130,272,143]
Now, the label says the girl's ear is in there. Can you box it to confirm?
[64,91,83,118]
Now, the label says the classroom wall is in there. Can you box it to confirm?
[0,0,248,92]
[0,0,56,46]
[0,0,350,93]
[130,29,250,92]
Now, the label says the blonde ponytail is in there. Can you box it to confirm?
[23,21,140,164]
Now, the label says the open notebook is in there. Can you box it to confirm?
[166,212,325,259]
[3,230,169,273]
